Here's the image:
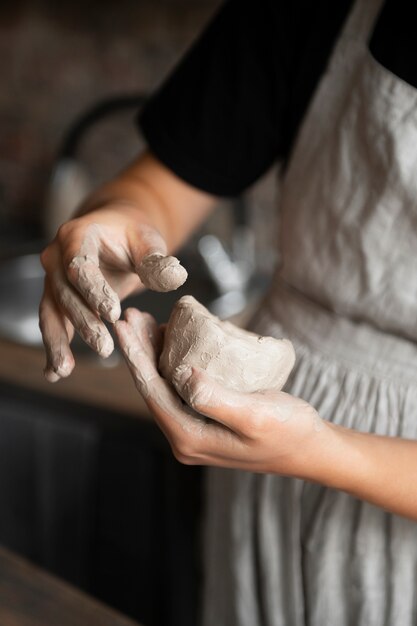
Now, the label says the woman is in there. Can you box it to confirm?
[39,0,417,623]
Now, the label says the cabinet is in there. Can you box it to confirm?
[0,381,202,626]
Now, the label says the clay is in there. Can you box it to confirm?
[114,308,216,436]
[68,224,187,319]
[65,225,186,357]
[159,295,295,397]
[137,253,188,292]
[69,253,121,322]
[67,224,124,324]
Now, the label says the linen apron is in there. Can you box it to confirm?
[202,0,417,624]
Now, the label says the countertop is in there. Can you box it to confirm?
[0,545,142,626]
[0,338,150,418]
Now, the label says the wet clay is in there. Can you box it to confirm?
[160,295,295,395]
[137,253,188,292]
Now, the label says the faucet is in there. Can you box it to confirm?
[197,199,256,319]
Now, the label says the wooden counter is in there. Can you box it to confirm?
[0,338,150,418]
[0,545,141,626]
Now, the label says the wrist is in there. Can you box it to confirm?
[288,419,333,481]
[298,421,372,494]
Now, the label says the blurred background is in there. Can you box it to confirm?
[1,0,222,238]
[0,0,279,274]
[0,1,280,625]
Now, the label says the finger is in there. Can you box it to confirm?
[67,255,121,323]
[123,307,162,357]
[172,366,270,435]
[114,314,164,396]
[51,268,114,358]
[62,228,121,323]
[126,222,187,292]
[115,315,205,431]
[177,367,304,435]
[115,316,252,464]
[39,279,75,382]
[128,221,168,259]
[137,253,188,292]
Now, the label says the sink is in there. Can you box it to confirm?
[0,251,218,350]
[0,254,43,346]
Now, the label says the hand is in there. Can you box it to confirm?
[39,203,187,382]
[115,309,417,520]
[39,152,216,383]
[115,308,329,477]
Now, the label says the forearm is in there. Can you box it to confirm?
[76,150,217,253]
[306,422,417,520]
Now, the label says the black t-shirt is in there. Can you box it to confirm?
[139,0,417,197]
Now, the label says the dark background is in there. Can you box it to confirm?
[0,0,221,236]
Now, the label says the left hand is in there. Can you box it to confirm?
[115,308,329,477]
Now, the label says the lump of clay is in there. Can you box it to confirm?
[137,253,188,292]
[159,295,295,394]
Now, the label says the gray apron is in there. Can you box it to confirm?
[202,1,417,624]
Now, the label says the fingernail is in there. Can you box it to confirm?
[44,368,60,383]
[55,352,75,377]
[95,334,114,358]
[173,364,192,387]
[101,300,121,323]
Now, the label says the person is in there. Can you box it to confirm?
[39,0,417,624]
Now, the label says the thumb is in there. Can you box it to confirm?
[172,366,253,435]
[129,223,188,292]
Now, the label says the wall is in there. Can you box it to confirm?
[0,0,221,232]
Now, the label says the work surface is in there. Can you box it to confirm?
[0,338,149,418]
[0,545,141,626]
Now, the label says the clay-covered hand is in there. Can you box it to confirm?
[39,204,187,383]
[39,152,216,383]
[115,308,328,477]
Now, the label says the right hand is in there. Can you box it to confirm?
[39,202,187,382]
[114,307,325,479]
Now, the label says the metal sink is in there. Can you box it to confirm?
[0,254,44,346]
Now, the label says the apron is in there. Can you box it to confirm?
[202,1,417,624]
